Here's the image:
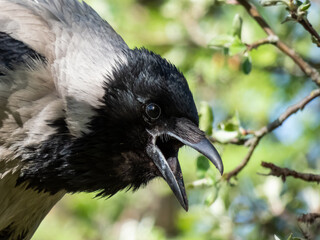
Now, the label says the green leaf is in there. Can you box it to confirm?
[312,35,318,44]
[208,24,246,56]
[297,0,311,15]
[198,101,214,135]
[224,122,238,131]
[223,47,229,56]
[242,56,252,74]
[212,130,239,143]
[229,37,246,56]
[232,14,243,39]
[197,156,210,171]
[299,2,311,11]
[214,114,242,142]
[204,190,217,206]
[218,114,241,131]
[208,35,234,48]
[286,233,293,240]
[286,233,303,240]
[196,156,210,178]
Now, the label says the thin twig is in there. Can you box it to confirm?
[261,162,320,183]
[290,13,320,47]
[246,35,279,51]
[223,137,260,181]
[236,0,320,86]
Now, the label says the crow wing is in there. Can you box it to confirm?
[0,0,129,239]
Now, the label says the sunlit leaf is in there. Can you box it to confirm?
[299,1,311,11]
[219,114,241,131]
[208,35,234,48]
[198,101,214,135]
[205,190,217,206]
[229,37,246,56]
[286,233,303,240]
[212,130,239,143]
[232,14,243,39]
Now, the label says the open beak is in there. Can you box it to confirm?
[146,118,223,211]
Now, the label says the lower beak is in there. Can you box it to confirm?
[146,144,188,210]
[146,118,223,211]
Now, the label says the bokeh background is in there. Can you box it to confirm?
[33,0,320,239]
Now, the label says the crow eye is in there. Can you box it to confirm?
[145,103,161,120]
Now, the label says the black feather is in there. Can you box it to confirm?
[0,224,27,240]
[17,48,198,198]
[0,32,46,75]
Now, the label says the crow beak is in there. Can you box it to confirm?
[146,118,223,211]
[146,144,188,210]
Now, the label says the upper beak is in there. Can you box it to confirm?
[146,118,223,211]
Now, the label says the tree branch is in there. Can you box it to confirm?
[254,88,320,138]
[223,88,320,181]
[261,162,320,183]
[297,213,320,240]
[298,213,320,224]
[219,0,320,181]
[246,35,279,51]
[223,137,260,181]
[290,12,320,47]
[236,0,320,86]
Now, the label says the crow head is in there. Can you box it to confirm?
[89,48,223,210]
[20,48,222,211]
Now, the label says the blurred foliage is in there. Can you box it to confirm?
[34,0,320,239]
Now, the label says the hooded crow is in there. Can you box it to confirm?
[0,0,223,239]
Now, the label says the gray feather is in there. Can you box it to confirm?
[0,1,130,239]
[0,0,130,137]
